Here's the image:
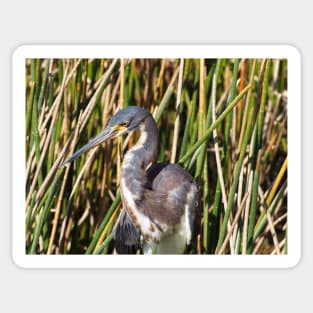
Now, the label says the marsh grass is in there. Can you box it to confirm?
[25,58,288,255]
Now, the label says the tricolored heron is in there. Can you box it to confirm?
[63,106,198,254]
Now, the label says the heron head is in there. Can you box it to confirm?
[62,106,150,166]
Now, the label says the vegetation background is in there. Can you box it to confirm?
[25,58,287,255]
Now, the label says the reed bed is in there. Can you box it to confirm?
[25,58,288,255]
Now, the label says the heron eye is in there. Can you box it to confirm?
[122,121,129,127]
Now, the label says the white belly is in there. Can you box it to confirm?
[142,215,188,254]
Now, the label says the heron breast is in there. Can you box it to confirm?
[120,177,162,242]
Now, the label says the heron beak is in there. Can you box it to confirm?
[62,125,127,167]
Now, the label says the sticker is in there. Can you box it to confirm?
[12,45,300,268]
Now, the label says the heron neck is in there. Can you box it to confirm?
[123,115,159,170]
[120,115,158,206]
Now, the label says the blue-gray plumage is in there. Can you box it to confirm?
[63,106,199,254]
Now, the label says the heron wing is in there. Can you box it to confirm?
[138,163,198,231]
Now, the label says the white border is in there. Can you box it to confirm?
[12,45,301,268]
